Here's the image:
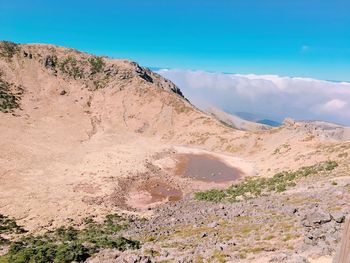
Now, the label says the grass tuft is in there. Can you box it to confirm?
[0,79,22,113]
[195,161,338,202]
[59,56,84,79]
[88,57,105,74]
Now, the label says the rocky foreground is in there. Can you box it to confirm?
[2,159,350,263]
[87,159,350,263]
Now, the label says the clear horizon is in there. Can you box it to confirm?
[1,0,349,81]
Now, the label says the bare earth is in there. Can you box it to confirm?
[1,42,350,262]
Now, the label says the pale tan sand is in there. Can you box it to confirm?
[0,43,348,235]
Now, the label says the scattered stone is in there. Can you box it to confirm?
[332,212,346,223]
[207,222,219,228]
[200,232,208,238]
[60,90,67,96]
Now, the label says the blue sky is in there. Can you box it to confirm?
[1,0,349,81]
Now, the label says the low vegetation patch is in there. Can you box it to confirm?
[0,214,140,263]
[88,57,105,74]
[59,56,84,79]
[0,79,22,113]
[195,161,338,202]
[0,214,26,235]
[0,41,20,59]
[0,214,26,250]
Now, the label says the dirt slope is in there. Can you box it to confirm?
[0,41,349,237]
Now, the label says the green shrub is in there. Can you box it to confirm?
[54,242,90,263]
[5,239,90,263]
[0,80,22,113]
[194,189,226,202]
[88,57,105,74]
[324,161,338,171]
[0,214,26,234]
[59,56,84,79]
[0,214,140,263]
[0,41,19,58]
[55,226,78,242]
[195,161,338,202]
[276,183,287,192]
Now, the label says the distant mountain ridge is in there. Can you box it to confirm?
[257,119,281,127]
[234,112,281,127]
[207,108,273,132]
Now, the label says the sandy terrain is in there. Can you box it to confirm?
[1,42,350,262]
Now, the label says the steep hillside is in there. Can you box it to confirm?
[0,41,234,141]
[0,41,244,229]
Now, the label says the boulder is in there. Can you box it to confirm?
[269,253,309,263]
[332,212,346,223]
[302,210,332,227]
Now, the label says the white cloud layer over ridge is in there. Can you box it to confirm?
[157,69,350,126]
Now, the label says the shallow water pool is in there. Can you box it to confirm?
[175,154,242,183]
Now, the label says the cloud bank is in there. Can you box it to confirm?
[157,69,350,126]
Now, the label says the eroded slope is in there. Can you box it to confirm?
[0,42,350,263]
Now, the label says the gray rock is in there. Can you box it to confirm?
[118,254,153,263]
[303,210,332,226]
[291,255,310,263]
[306,230,325,247]
[44,55,57,68]
[268,253,289,262]
[269,253,309,263]
[332,211,345,223]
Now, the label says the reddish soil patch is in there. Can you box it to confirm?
[125,178,183,210]
[139,180,182,204]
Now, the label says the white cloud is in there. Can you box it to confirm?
[318,99,347,113]
[157,69,350,126]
